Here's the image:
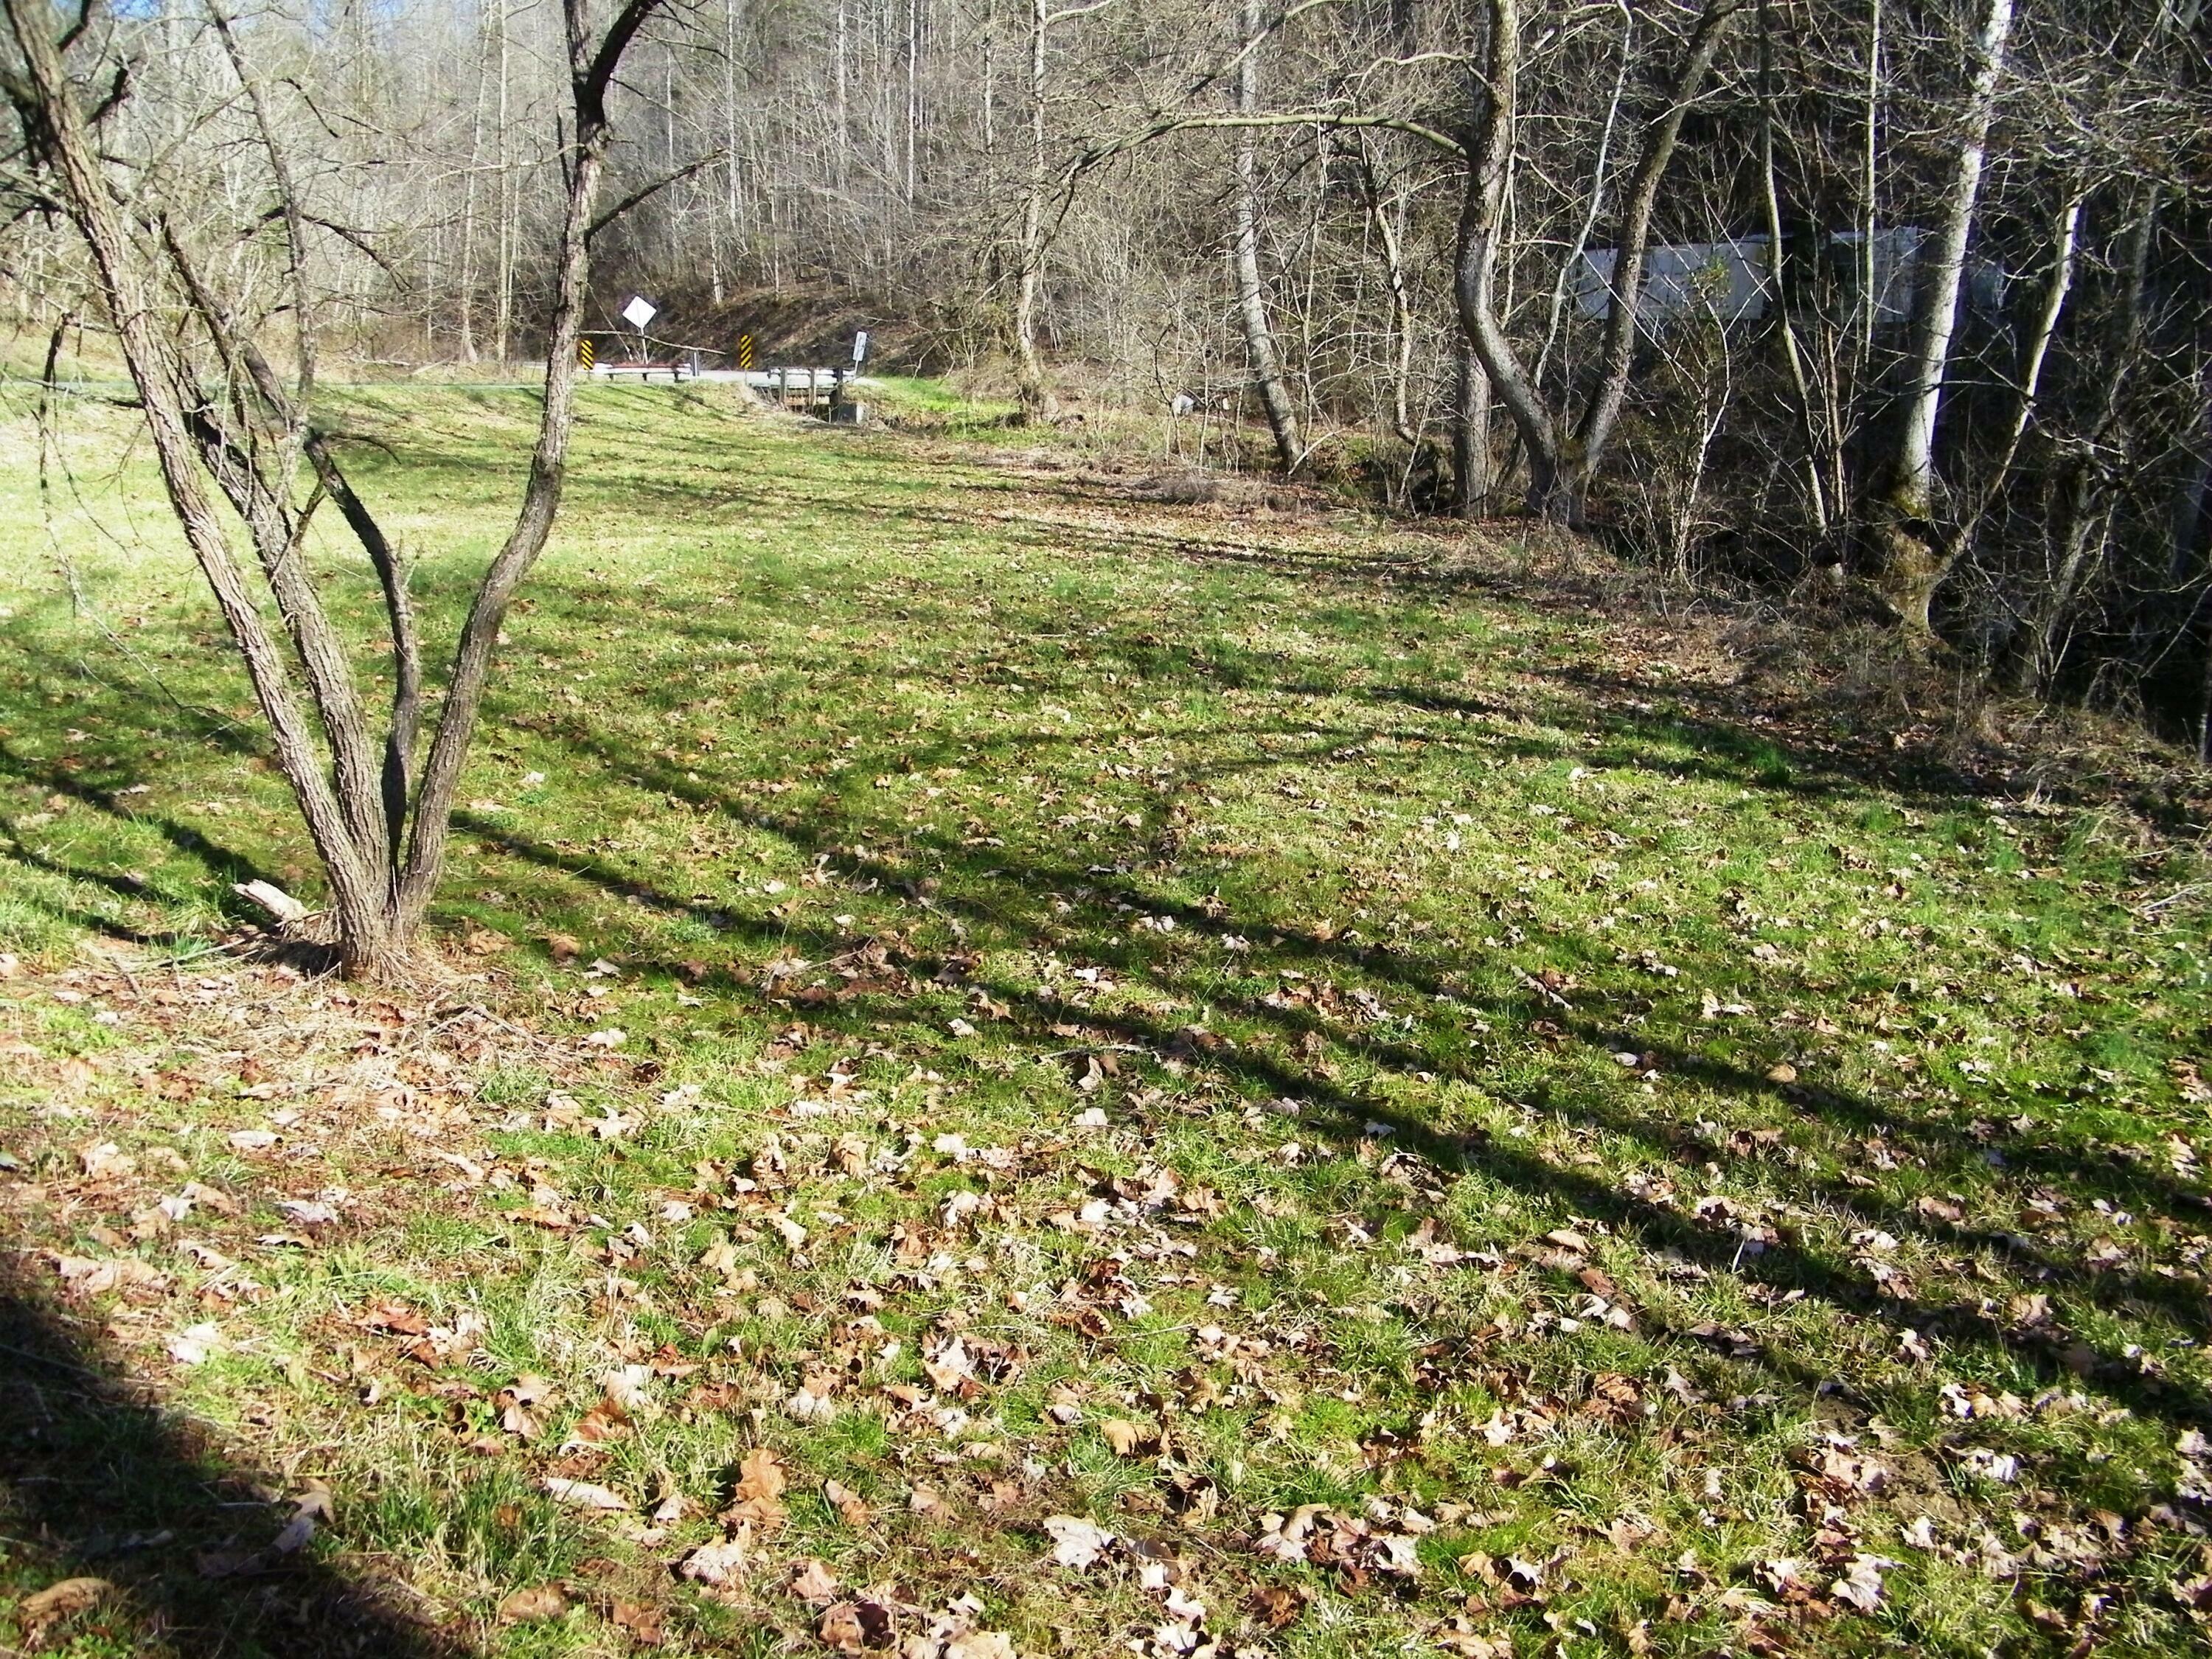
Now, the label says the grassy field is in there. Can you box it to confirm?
[2,378,2210,1658]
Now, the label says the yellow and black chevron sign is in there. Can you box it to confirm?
[579,338,595,371]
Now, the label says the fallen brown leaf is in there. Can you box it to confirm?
[679,1536,749,1587]
[611,1598,666,1646]
[1251,1583,1304,1630]
[543,1476,631,1512]
[727,1444,787,1528]
[819,1601,869,1652]
[824,1476,871,1528]
[790,1557,841,1604]
[21,1576,111,1628]
[498,1585,570,1624]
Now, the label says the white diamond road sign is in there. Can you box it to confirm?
[622,295,658,330]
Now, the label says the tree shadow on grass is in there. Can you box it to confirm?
[0,740,445,1652]
[8,593,2202,1416]
[0,1263,449,1657]
[0,740,282,947]
[465,690,2212,1441]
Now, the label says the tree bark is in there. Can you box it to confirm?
[1453,337,1490,515]
[1571,0,1742,491]
[1865,0,2014,636]
[494,0,514,362]
[2016,192,2150,691]
[1454,0,1565,518]
[1012,0,1056,423]
[1757,0,1829,538]
[1232,0,1301,474]
[397,0,654,931]
[1455,0,1736,524]
[2,0,398,966]
[1361,159,1418,448]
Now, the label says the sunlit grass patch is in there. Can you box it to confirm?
[2,379,2209,1657]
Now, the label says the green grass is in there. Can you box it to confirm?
[2,377,2210,1657]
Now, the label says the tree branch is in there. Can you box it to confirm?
[588,147,728,241]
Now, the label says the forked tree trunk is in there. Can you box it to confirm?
[1456,0,1738,524]
[1,0,661,979]
[1569,0,1742,494]
[1454,0,1565,518]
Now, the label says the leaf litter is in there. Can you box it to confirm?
[4,400,2211,1656]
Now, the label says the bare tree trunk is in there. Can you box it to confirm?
[722,0,742,290]
[1857,0,1881,384]
[494,0,514,363]
[1454,0,1734,524]
[398,0,654,934]
[3,0,397,967]
[1363,167,1418,448]
[906,0,921,204]
[1865,0,2014,635]
[1,0,665,979]
[982,0,996,156]
[2017,192,2152,690]
[1453,337,1491,516]
[835,0,851,192]
[1570,0,1742,493]
[1232,0,1300,474]
[1012,0,1055,422]
[1455,0,1566,518]
[1533,18,1630,393]
[1758,0,1829,538]
[459,24,487,362]
[1966,192,2080,529]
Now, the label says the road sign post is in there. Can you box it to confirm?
[621,295,658,363]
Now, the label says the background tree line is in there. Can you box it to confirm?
[7,0,2212,748]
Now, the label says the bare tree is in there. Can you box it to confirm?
[1,0,667,978]
[1861,0,2014,634]
[1011,0,1057,421]
[1231,0,1299,473]
[1455,0,1743,524]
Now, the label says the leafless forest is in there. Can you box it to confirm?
[7,0,2212,742]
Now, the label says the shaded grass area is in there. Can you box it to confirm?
[0,1269,449,1658]
[2,380,2211,1657]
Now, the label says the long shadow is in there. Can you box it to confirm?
[473,714,2212,1437]
[0,741,280,942]
[1,1262,448,1656]
[518,670,2200,1211]
[0,824,188,946]
[466,634,2202,1231]
[0,745,450,1650]
[13,588,2201,1331]
[13,413,2208,1464]
[324,393,2211,828]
